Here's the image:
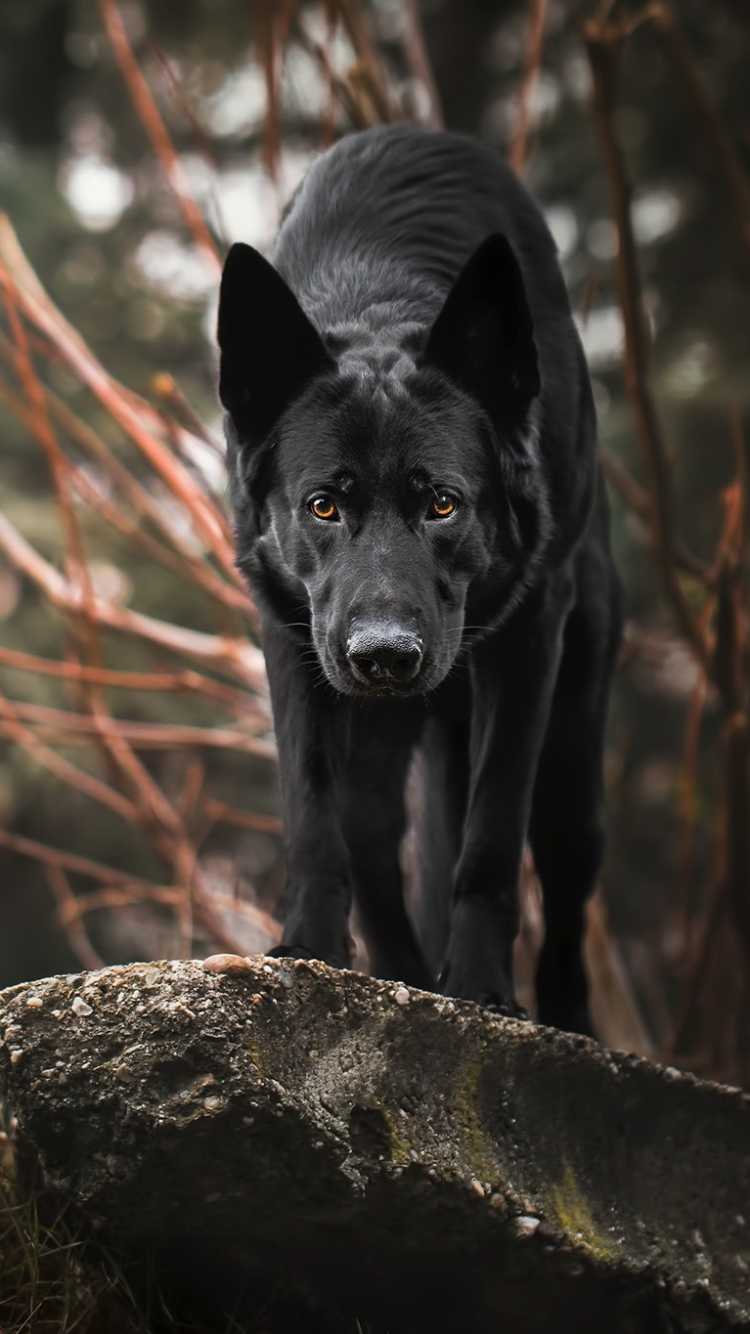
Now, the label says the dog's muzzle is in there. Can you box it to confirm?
[346,622,423,688]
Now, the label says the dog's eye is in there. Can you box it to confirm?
[429,492,458,520]
[309,495,339,521]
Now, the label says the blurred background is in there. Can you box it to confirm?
[0,0,749,1084]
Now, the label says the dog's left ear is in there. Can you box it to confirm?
[218,242,333,441]
[423,233,540,419]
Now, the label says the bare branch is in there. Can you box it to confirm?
[0,692,139,825]
[336,0,400,123]
[0,510,266,691]
[0,647,265,718]
[6,701,276,760]
[96,0,221,271]
[400,0,443,130]
[509,0,548,176]
[599,446,709,581]
[44,864,107,972]
[0,827,171,894]
[584,20,709,667]
[653,3,750,272]
[201,798,282,835]
[0,217,240,587]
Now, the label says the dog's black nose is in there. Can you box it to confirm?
[346,624,423,686]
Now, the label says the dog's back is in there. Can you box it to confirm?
[274,126,565,317]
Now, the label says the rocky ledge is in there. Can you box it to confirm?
[0,956,748,1332]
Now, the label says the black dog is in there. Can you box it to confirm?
[218,125,621,1034]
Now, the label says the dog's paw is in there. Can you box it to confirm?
[267,937,353,970]
[439,953,522,1015]
[440,962,527,1018]
[484,998,531,1021]
[536,935,595,1035]
[267,944,317,962]
[440,899,522,1015]
[536,998,596,1037]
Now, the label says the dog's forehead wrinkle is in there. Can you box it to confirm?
[338,348,418,390]
[322,310,425,389]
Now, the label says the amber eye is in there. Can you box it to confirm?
[309,494,338,521]
[430,492,458,520]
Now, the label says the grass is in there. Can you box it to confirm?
[0,1120,378,1334]
[0,1168,129,1334]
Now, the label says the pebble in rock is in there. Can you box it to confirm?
[202,954,254,976]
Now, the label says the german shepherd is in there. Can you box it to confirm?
[218,125,621,1034]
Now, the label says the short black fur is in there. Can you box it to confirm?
[218,125,621,1033]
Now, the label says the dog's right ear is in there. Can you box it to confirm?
[218,243,333,440]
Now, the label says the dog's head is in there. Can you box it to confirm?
[218,235,545,697]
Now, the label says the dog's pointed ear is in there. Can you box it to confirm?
[423,234,540,419]
[218,243,333,439]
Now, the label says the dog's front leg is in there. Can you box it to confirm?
[440,581,571,1013]
[262,619,352,968]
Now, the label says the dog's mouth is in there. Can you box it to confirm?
[343,674,427,699]
[322,650,449,699]
[340,677,428,700]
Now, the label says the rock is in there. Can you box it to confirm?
[0,958,748,1333]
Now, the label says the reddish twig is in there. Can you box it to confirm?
[336,0,399,124]
[0,278,88,604]
[676,669,708,955]
[319,1,340,145]
[65,457,251,615]
[150,373,224,455]
[296,26,372,129]
[0,827,170,894]
[0,342,241,594]
[668,418,750,1054]
[44,864,106,972]
[201,797,282,835]
[509,0,548,176]
[177,757,206,823]
[0,218,240,588]
[0,647,264,718]
[652,3,750,273]
[255,0,284,179]
[584,20,709,668]
[400,0,443,130]
[599,445,709,581]
[0,373,250,616]
[207,889,282,946]
[0,290,163,866]
[729,407,748,557]
[0,267,110,732]
[6,701,275,759]
[0,510,266,690]
[0,692,139,825]
[95,0,221,272]
[57,883,180,918]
